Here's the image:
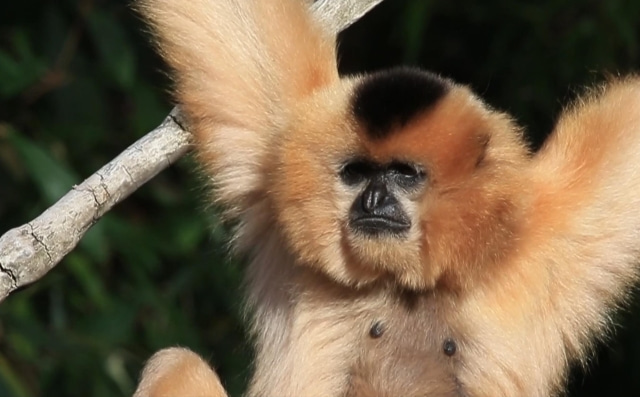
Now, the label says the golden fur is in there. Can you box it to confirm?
[134,348,227,397]
[134,0,640,396]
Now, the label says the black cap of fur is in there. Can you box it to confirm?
[351,67,450,139]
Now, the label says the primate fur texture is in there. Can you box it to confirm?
[134,0,640,396]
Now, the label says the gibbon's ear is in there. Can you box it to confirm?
[133,348,227,397]
[137,0,339,212]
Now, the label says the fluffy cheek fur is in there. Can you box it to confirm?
[270,82,379,285]
[419,175,524,289]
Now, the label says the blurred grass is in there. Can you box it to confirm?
[0,0,639,396]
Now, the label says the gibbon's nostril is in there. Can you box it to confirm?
[362,182,387,213]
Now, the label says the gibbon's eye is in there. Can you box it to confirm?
[388,162,426,190]
[340,160,376,186]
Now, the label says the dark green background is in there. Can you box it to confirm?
[1,0,639,396]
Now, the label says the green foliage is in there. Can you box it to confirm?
[0,0,639,396]
[0,1,248,396]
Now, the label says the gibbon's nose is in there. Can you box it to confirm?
[362,180,388,213]
[350,179,410,236]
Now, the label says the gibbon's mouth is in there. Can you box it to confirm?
[350,216,410,237]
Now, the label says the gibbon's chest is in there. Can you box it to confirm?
[344,289,469,397]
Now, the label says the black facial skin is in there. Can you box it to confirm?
[341,160,426,237]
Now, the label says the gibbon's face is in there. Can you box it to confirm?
[273,67,527,290]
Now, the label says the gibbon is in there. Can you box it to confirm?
[134,0,640,396]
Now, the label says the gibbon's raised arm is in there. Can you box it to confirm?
[136,0,640,396]
[137,0,338,215]
[530,80,640,362]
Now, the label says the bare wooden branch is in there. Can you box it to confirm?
[0,111,191,301]
[311,0,384,33]
[0,0,386,302]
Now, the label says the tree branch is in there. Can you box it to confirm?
[0,110,190,301]
[0,0,385,302]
